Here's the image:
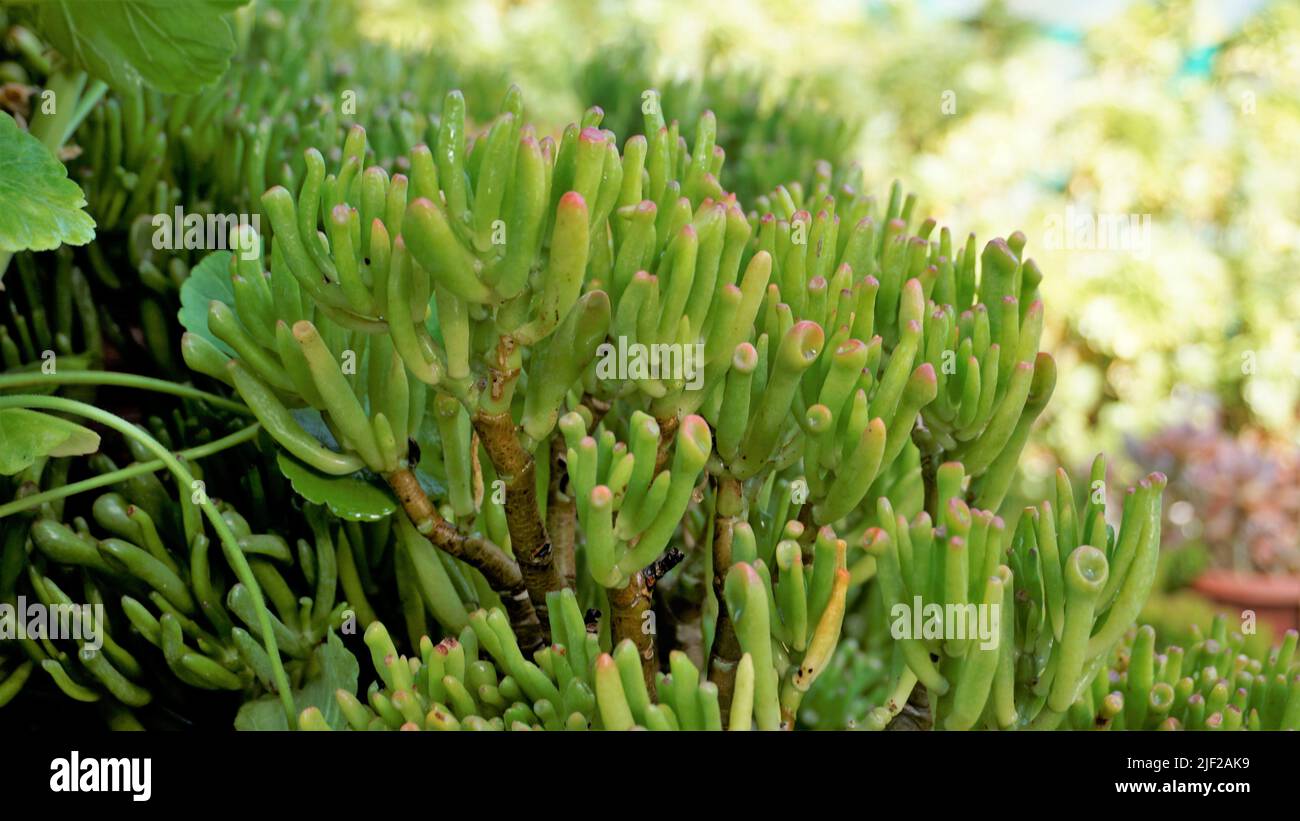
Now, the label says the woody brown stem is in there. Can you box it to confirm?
[474,336,567,633]
[646,550,684,587]
[653,413,680,474]
[706,475,744,722]
[609,548,684,699]
[473,407,565,634]
[610,572,657,697]
[546,434,577,590]
[386,467,543,653]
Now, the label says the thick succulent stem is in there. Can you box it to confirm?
[474,334,566,629]
[385,467,543,653]
[473,408,564,630]
[707,476,745,721]
[609,572,657,697]
[653,413,680,474]
[609,549,684,698]
[546,434,577,590]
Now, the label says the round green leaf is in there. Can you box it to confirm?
[275,452,396,522]
[30,0,248,95]
[234,631,358,731]
[0,407,100,475]
[178,251,236,357]
[0,112,95,254]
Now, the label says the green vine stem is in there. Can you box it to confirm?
[0,371,252,415]
[0,395,296,726]
[0,422,261,519]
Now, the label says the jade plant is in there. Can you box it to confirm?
[0,1,1213,734]
[0,390,503,728]
[0,0,477,399]
[3,1,1296,736]
[859,457,1167,729]
[308,596,751,731]
[1067,617,1300,730]
[156,78,1173,730]
[2,249,103,373]
[577,35,862,201]
[6,0,1300,744]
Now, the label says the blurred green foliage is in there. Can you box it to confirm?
[575,38,861,201]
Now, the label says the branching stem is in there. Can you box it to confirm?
[385,467,543,653]
[0,370,252,415]
[0,422,261,520]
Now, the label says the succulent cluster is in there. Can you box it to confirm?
[2,249,102,372]
[1,0,497,385]
[859,458,1166,730]
[1068,617,1300,730]
[154,71,1174,730]
[10,0,1293,734]
[0,0,491,242]
[311,600,754,732]
[0,415,318,720]
[577,37,861,202]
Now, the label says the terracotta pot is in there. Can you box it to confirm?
[1191,570,1300,634]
